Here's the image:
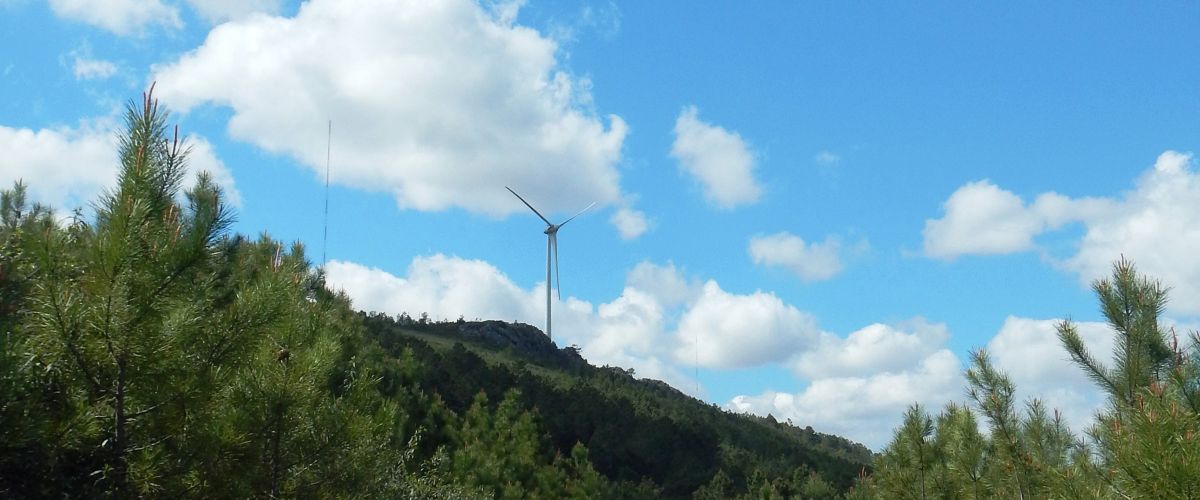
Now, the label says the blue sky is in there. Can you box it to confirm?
[4,0,1200,449]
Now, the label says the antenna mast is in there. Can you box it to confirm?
[322,120,331,267]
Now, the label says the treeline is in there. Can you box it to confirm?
[854,259,1200,499]
[0,91,872,498]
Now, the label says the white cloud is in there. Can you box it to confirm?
[749,232,864,282]
[670,106,761,209]
[730,315,1119,450]
[923,180,1044,259]
[0,121,117,211]
[674,281,821,369]
[730,318,960,449]
[609,205,649,240]
[49,0,181,35]
[154,0,627,221]
[325,255,537,323]
[625,261,697,309]
[923,180,1115,260]
[923,151,1200,315]
[987,316,1113,435]
[791,318,949,379]
[731,349,963,450]
[0,121,241,211]
[184,0,282,23]
[1064,151,1200,315]
[72,56,117,80]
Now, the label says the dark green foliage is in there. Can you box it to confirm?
[0,92,466,498]
[361,313,873,498]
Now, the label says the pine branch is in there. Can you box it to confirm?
[1056,320,1122,404]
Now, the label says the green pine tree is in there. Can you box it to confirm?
[1058,258,1200,498]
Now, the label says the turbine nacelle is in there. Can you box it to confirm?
[506,186,595,341]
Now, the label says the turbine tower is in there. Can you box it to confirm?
[506,186,595,342]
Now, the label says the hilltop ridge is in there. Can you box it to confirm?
[360,312,873,497]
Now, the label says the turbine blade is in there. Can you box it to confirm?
[506,186,552,226]
[553,233,561,300]
[558,201,597,228]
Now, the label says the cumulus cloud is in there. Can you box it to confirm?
[0,121,118,211]
[986,316,1113,435]
[923,151,1200,315]
[791,318,950,379]
[154,0,627,220]
[749,232,865,282]
[731,349,963,450]
[924,180,1115,260]
[1064,151,1200,314]
[730,318,961,449]
[922,180,1044,259]
[325,255,537,323]
[625,261,698,309]
[670,106,761,209]
[610,205,649,240]
[730,314,1120,450]
[184,0,282,23]
[0,121,241,211]
[49,0,181,35]
[72,56,117,80]
[674,281,821,369]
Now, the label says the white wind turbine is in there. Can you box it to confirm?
[506,186,595,342]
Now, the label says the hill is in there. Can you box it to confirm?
[357,312,873,497]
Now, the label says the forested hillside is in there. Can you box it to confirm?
[358,314,873,498]
[0,91,871,498]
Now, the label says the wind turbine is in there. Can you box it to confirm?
[506,186,595,342]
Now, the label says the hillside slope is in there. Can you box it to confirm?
[359,313,873,497]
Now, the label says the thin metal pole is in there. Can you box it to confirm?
[546,235,552,341]
[322,120,331,267]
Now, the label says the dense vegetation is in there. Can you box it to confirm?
[0,91,872,498]
[855,259,1200,499]
[360,315,872,498]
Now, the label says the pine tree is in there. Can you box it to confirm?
[0,182,60,495]
[21,88,234,495]
[965,349,1033,500]
[937,402,987,499]
[1058,257,1174,408]
[871,404,939,500]
[6,88,472,498]
[1058,258,1200,498]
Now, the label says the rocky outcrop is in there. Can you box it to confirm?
[457,320,552,353]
